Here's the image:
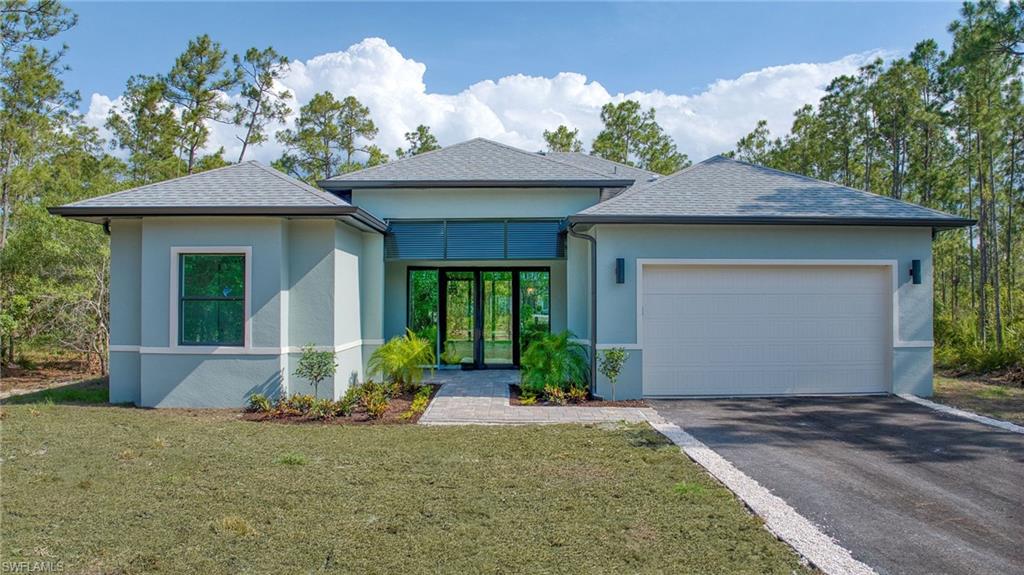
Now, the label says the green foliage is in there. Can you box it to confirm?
[598,347,630,401]
[293,345,337,398]
[163,34,239,172]
[543,385,567,405]
[591,100,689,174]
[520,331,589,395]
[566,386,588,404]
[232,46,292,162]
[395,124,441,158]
[104,75,183,183]
[367,329,435,391]
[247,393,272,413]
[274,453,307,466]
[543,125,584,153]
[441,341,462,365]
[399,385,434,420]
[275,92,379,181]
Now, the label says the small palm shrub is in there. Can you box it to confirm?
[368,329,436,393]
[520,330,589,396]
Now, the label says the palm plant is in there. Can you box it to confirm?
[519,330,589,395]
[368,329,436,391]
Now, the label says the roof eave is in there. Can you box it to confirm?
[567,214,977,229]
[47,205,389,233]
[318,179,635,190]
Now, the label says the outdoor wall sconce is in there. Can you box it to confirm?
[615,258,625,284]
[910,259,922,285]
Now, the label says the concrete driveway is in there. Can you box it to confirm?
[650,397,1024,575]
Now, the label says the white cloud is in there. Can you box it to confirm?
[85,37,883,165]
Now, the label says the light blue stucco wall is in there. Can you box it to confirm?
[109,221,142,404]
[590,224,935,399]
[107,216,374,407]
[351,187,600,219]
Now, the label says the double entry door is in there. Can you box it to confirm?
[408,268,550,369]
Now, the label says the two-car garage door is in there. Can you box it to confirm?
[641,264,891,397]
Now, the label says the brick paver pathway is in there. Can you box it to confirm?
[419,370,663,425]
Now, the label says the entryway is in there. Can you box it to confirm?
[408,268,551,369]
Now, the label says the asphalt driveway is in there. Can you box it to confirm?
[650,396,1024,575]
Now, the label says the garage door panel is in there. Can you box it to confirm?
[642,265,889,397]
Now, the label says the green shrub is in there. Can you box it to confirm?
[440,341,462,365]
[400,386,433,420]
[520,331,588,395]
[363,390,390,419]
[518,394,537,406]
[247,394,272,413]
[368,329,436,392]
[307,398,337,420]
[293,345,337,397]
[566,386,588,403]
[274,453,307,466]
[544,385,568,405]
[598,347,629,401]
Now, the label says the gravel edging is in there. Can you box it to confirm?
[898,394,1024,434]
[650,422,876,575]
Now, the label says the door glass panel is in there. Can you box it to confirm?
[482,271,513,365]
[444,271,475,365]
[408,270,439,365]
[519,271,550,355]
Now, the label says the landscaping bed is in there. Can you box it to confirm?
[0,403,810,574]
[509,384,648,408]
[242,383,439,425]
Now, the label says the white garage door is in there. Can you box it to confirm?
[641,264,890,397]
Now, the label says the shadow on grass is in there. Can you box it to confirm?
[3,377,110,406]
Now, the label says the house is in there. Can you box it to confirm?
[50,138,973,407]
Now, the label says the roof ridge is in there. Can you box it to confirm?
[579,157,712,214]
[66,161,247,207]
[249,161,349,206]
[543,151,658,178]
[721,155,961,220]
[475,138,616,180]
[323,138,473,182]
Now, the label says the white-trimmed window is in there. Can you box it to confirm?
[178,253,246,346]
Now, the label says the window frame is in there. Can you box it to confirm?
[169,246,252,351]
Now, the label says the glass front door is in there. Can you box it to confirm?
[417,268,549,368]
[482,271,513,365]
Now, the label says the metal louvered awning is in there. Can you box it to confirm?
[385,219,565,260]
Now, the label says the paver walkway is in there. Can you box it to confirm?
[419,369,662,425]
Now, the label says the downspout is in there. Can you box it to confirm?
[567,222,598,396]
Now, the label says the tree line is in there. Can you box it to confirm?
[726,0,1023,370]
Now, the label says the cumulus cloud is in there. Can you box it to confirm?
[85,37,883,164]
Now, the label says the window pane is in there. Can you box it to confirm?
[520,271,550,354]
[408,270,439,361]
[182,254,244,298]
[181,300,244,345]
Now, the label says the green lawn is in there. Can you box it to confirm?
[0,404,808,574]
[934,375,1024,425]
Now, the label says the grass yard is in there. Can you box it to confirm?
[0,403,809,574]
[933,375,1024,425]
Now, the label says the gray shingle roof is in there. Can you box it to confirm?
[321,138,635,188]
[59,161,348,209]
[49,161,387,230]
[572,155,973,228]
[544,152,659,183]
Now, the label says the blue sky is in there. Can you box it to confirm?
[68,1,965,162]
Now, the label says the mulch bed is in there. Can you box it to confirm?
[242,384,440,425]
[508,384,648,408]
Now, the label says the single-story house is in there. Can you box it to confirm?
[50,138,973,407]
